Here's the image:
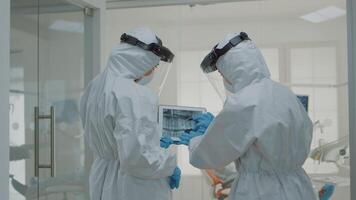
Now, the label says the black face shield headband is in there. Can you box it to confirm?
[120,33,175,63]
[200,32,250,73]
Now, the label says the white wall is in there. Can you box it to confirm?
[0,0,10,199]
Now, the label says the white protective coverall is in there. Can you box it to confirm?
[189,35,317,200]
[80,27,176,200]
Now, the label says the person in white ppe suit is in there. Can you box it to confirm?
[80,27,180,200]
[182,32,317,200]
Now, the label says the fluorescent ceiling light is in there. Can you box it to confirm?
[49,20,84,33]
[301,6,346,23]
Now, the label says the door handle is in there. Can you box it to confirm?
[34,106,55,177]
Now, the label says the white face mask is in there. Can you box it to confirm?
[137,73,154,85]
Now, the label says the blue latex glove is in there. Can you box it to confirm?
[193,112,215,131]
[319,184,335,200]
[169,167,181,190]
[193,112,214,122]
[160,136,174,149]
[178,113,215,145]
[179,131,204,145]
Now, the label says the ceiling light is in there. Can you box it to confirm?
[301,6,346,23]
[49,20,84,33]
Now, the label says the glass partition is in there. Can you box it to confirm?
[10,0,90,199]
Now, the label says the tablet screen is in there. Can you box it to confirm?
[159,105,206,142]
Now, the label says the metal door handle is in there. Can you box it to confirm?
[34,106,55,177]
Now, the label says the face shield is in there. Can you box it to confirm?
[201,32,250,101]
[206,71,233,102]
[121,33,175,96]
[145,61,172,96]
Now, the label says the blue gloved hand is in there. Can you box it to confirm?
[319,184,335,200]
[160,136,174,149]
[193,112,215,131]
[169,167,181,190]
[193,112,214,122]
[179,131,204,145]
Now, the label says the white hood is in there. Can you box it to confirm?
[106,27,160,79]
[216,33,270,92]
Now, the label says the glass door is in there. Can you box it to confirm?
[10,0,90,199]
[10,0,39,199]
[37,1,88,199]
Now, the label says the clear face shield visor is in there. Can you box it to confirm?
[206,71,233,102]
[121,33,175,96]
[144,62,173,96]
[201,32,251,102]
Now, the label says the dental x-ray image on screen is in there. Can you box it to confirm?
[158,105,206,142]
